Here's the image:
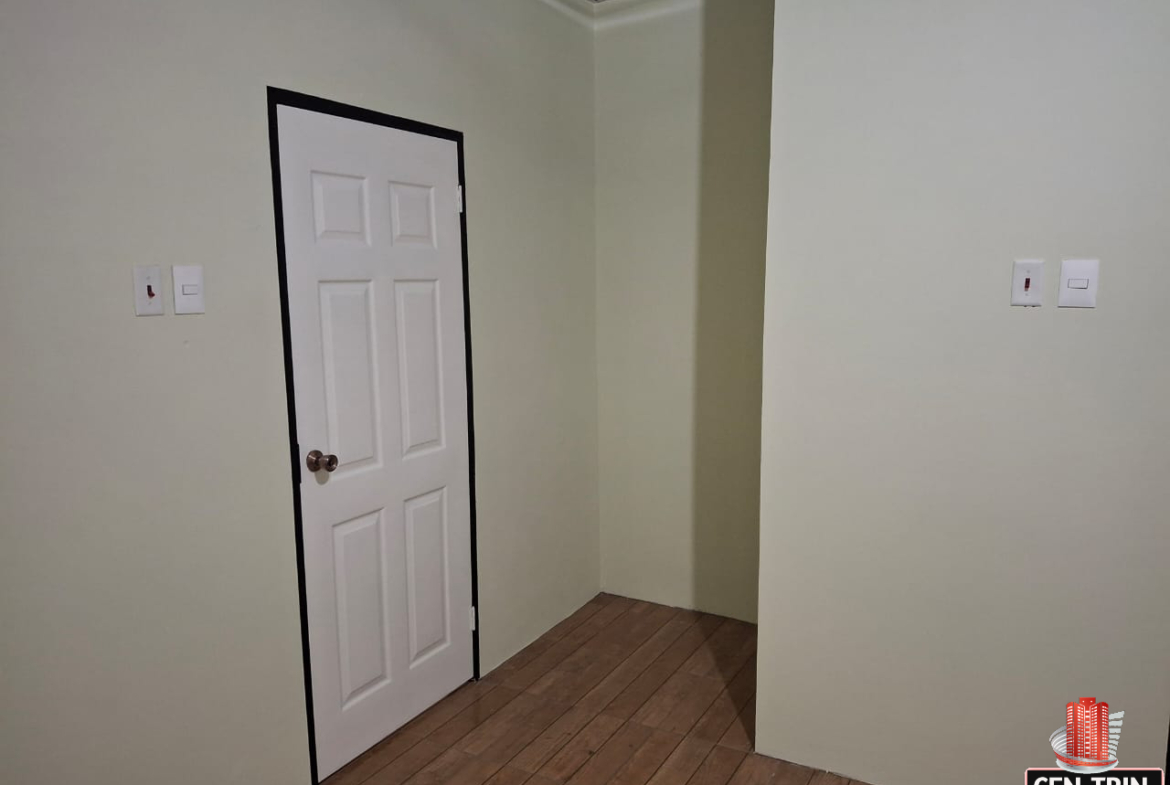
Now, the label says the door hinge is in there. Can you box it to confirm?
[456,185,464,214]
[469,606,477,631]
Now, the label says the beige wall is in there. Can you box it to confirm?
[595,0,772,621]
[0,2,598,783]
[757,2,1170,784]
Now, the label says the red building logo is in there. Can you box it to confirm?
[1066,697,1111,761]
[1051,697,1123,772]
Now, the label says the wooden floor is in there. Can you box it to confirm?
[324,593,868,785]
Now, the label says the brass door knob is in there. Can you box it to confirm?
[306,450,339,473]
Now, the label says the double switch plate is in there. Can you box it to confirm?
[1011,259,1099,308]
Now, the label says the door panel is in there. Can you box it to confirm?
[319,281,381,473]
[277,104,473,779]
[405,487,450,665]
[396,280,445,455]
[389,182,437,247]
[332,509,390,707]
[312,172,370,244]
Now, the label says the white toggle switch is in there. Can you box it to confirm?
[1011,259,1045,307]
[133,265,164,316]
[172,265,205,314]
[1058,259,1099,308]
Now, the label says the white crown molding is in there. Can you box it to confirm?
[534,0,701,31]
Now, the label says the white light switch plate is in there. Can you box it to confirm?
[1058,259,1099,308]
[133,265,164,316]
[1011,259,1044,306]
[172,265,205,314]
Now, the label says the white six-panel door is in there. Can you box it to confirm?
[277,105,473,778]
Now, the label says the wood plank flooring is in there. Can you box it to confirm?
[324,593,870,785]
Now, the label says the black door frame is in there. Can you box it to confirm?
[266,87,481,784]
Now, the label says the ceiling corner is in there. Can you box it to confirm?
[534,0,596,28]
[534,0,701,31]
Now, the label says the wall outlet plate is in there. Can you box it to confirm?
[1011,259,1044,307]
[133,265,164,316]
[1058,259,1099,308]
[172,265,205,314]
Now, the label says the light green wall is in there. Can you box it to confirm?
[756,2,1170,784]
[595,0,773,622]
[0,2,597,783]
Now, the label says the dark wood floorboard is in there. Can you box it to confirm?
[808,773,852,785]
[323,593,872,785]
[685,745,746,785]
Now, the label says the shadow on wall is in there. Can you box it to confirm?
[690,0,774,627]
